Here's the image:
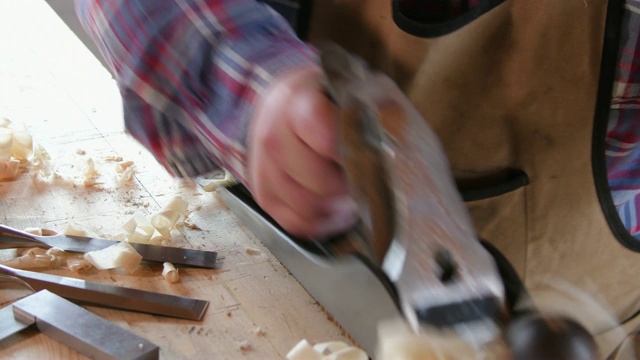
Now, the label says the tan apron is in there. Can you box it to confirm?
[307,0,640,357]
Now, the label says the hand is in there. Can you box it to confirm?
[247,65,357,239]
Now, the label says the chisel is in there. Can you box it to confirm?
[0,264,209,320]
[0,224,217,269]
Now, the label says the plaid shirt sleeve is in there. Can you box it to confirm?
[607,0,640,239]
[74,0,317,183]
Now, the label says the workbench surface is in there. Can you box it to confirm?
[0,1,352,359]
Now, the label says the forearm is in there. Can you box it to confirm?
[75,0,317,182]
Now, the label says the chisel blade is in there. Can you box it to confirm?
[0,264,209,321]
[0,224,217,269]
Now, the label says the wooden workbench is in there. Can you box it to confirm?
[0,1,352,358]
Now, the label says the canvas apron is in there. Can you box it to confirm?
[306,0,639,357]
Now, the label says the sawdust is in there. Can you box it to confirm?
[178,219,202,231]
[251,327,266,337]
[236,340,252,352]
[104,155,123,162]
[314,300,362,350]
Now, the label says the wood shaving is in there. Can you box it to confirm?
[2,252,54,270]
[41,228,58,236]
[251,327,266,337]
[114,160,136,184]
[197,169,236,192]
[30,143,57,179]
[104,155,123,162]
[76,149,86,155]
[120,213,155,243]
[286,340,321,360]
[62,221,101,238]
[0,127,12,159]
[162,262,180,284]
[117,165,136,184]
[5,246,65,270]
[178,219,202,231]
[84,241,142,273]
[67,257,93,272]
[150,196,189,239]
[82,158,101,187]
[287,339,368,360]
[45,247,66,257]
[115,160,135,173]
[245,247,261,256]
[18,247,47,257]
[0,121,49,181]
[0,158,23,180]
[8,122,32,160]
[376,320,488,360]
[0,122,28,181]
[23,227,43,236]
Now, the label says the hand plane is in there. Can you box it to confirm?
[316,44,600,359]
[318,44,506,348]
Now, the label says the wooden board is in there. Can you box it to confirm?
[0,1,352,358]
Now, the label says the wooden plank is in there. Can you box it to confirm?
[0,1,352,358]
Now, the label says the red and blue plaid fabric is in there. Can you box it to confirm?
[75,0,316,184]
[76,0,640,239]
[607,0,640,239]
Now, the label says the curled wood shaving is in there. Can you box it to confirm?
[2,253,53,270]
[0,158,23,180]
[3,247,66,270]
[0,120,41,181]
[67,257,93,272]
[376,320,479,360]
[121,214,156,244]
[287,339,368,360]
[150,196,189,239]
[115,160,135,173]
[11,124,33,161]
[162,262,180,284]
[83,158,101,187]
[115,160,137,184]
[45,247,66,257]
[197,169,236,192]
[30,144,58,179]
[18,247,47,257]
